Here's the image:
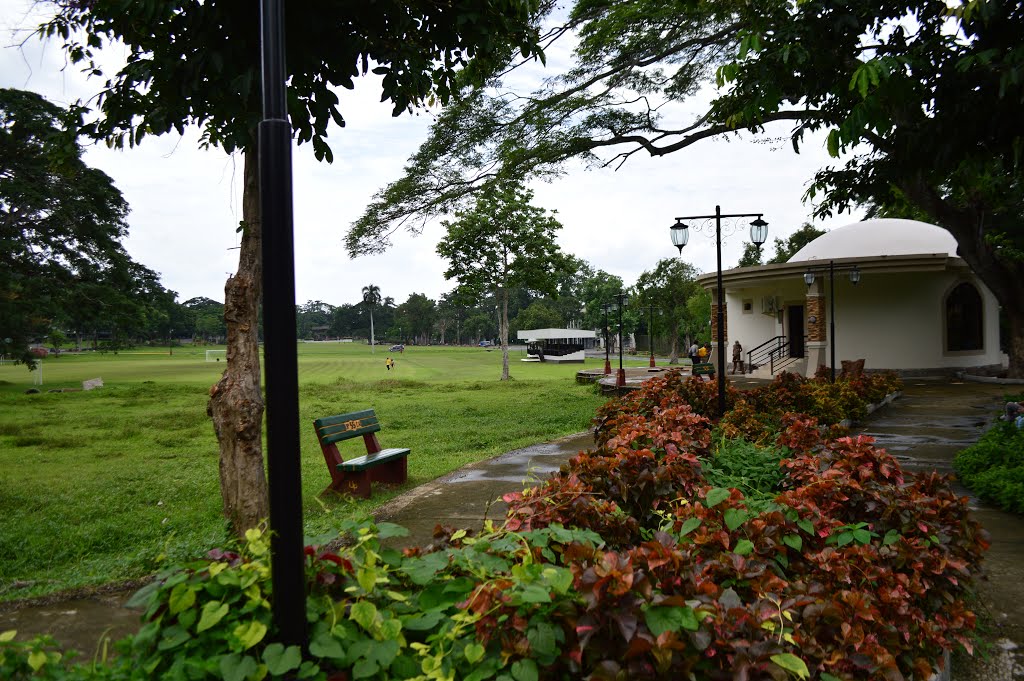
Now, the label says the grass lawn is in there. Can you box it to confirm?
[0,343,636,601]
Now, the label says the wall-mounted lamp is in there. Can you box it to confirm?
[808,315,817,324]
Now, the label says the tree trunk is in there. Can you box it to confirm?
[369,308,375,353]
[668,327,680,364]
[499,289,510,381]
[900,177,1024,377]
[207,144,269,536]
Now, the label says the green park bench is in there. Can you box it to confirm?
[313,409,410,498]
[692,362,716,379]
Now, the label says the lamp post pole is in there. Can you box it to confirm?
[670,207,768,417]
[602,303,612,375]
[648,304,656,368]
[615,292,627,388]
[259,0,306,646]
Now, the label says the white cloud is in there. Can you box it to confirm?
[1,1,863,308]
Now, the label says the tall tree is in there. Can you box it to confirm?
[633,259,702,364]
[348,0,1024,377]
[361,284,381,352]
[39,0,546,533]
[0,88,157,365]
[394,293,436,345]
[437,181,568,380]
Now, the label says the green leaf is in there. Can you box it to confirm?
[528,622,558,657]
[852,529,873,544]
[308,631,346,660]
[157,625,191,650]
[27,650,47,672]
[0,630,16,642]
[724,508,748,531]
[770,653,809,679]
[705,487,731,507]
[350,600,378,631]
[797,519,814,534]
[219,654,259,681]
[197,601,229,633]
[826,129,841,157]
[883,529,900,546]
[464,642,486,664]
[233,620,268,650]
[517,583,552,604]
[168,582,196,615]
[782,534,802,551]
[734,538,755,555]
[821,674,842,681]
[511,658,538,681]
[645,605,700,636]
[679,517,702,536]
[263,643,302,675]
[353,658,380,679]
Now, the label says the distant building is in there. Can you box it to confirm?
[516,328,598,363]
[696,218,1004,377]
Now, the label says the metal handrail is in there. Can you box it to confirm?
[747,336,787,373]
[746,335,807,375]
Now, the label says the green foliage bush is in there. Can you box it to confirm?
[4,370,981,681]
[954,399,1024,513]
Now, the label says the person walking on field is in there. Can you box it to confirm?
[689,341,699,364]
[385,357,395,371]
[732,340,743,374]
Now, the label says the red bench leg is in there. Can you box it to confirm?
[371,456,408,484]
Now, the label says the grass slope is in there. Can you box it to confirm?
[0,344,623,600]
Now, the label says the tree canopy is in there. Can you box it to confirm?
[0,87,166,364]
[437,181,568,379]
[348,0,1024,375]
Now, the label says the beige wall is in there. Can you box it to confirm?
[722,270,1001,373]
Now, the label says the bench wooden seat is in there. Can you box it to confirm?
[692,362,716,378]
[313,409,410,498]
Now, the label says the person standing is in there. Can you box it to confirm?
[688,341,699,364]
[732,340,743,374]
[697,344,708,363]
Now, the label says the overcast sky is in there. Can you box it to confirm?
[1,2,864,309]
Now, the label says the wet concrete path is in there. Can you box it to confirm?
[3,378,1022,677]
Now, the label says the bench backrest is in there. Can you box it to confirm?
[314,410,382,446]
[693,362,715,374]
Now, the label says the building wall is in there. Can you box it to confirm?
[723,270,1001,373]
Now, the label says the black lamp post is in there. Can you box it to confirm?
[615,292,628,387]
[670,206,768,416]
[803,260,861,382]
[602,302,612,375]
[259,0,306,646]
[648,304,656,368]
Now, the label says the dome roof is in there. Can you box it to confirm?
[788,218,959,262]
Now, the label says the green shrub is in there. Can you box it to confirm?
[955,409,1024,513]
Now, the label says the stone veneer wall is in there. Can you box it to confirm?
[806,294,825,342]
[711,302,727,341]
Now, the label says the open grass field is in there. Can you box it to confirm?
[0,344,647,601]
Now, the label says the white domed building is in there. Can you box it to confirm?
[695,218,1004,377]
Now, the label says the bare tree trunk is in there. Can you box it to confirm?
[208,144,269,536]
[499,288,510,381]
[668,328,680,364]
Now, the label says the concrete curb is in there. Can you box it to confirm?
[959,372,1024,385]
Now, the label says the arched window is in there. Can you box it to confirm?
[946,282,983,352]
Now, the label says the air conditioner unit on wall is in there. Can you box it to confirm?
[761,296,780,315]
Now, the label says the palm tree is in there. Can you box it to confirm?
[362,284,382,353]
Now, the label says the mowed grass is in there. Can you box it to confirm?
[0,344,630,600]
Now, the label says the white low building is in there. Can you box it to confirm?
[515,328,598,363]
[696,218,1004,377]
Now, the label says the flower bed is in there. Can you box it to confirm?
[2,372,986,681]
